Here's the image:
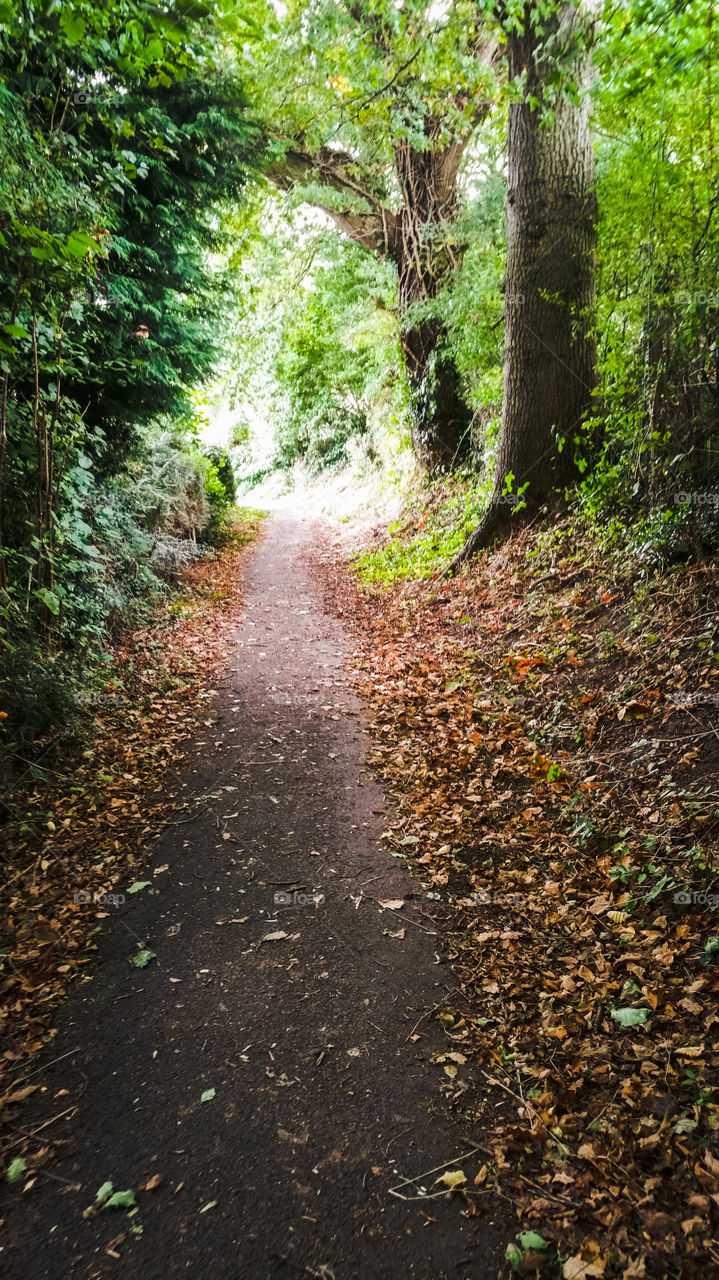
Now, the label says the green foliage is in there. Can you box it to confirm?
[442,161,506,429]
[0,0,261,751]
[0,421,215,741]
[202,445,238,543]
[223,203,406,478]
[242,0,495,166]
[354,482,486,583]
[580,0,719,524]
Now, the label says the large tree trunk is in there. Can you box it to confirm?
[393,140,474,469]
[450,4,597,566]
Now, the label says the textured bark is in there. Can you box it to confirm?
[392,138,475,467]
[451,3,597,564]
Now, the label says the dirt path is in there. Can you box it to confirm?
[1,509,508,1280]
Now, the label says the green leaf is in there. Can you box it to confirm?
[610,1007,649,1027]
[132,949,157,968]
[143,37,164,62]
[96,1180,114,1203]
[518,1231,549,1250]
[505,1243,524,1273]
[673,1117,697,1134]
[6,1156,27,1183]
[105,1189,136,1209]
[128,881,152,894]
[34,587,60,615]
[703,936,719,961]
[60,11,86,41]
[64,232,95,259]
[200,1088,216,1103]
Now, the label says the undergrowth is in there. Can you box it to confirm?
[353,479,486,583]
[354,468,719,590]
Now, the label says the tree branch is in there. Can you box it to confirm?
[266,144,399,257]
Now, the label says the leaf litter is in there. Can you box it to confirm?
[0,517,262,1170]
[318,513,719,1278]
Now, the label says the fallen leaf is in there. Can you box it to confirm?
[563,1257,605,1279]
[6,1156,27,1184]
[610,1007,649,1027]
[128,880,152,894]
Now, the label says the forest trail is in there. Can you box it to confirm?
[2,508,507,1280]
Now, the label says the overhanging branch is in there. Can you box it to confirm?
[266,144,399,258]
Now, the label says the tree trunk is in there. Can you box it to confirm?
[399,312,472,470]
[395,186,473,470]
[450,4,597,566]
[389,136,475,469]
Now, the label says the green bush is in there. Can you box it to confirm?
[202,446,238,544]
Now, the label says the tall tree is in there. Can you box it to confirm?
[450,0,598,564]
[250,0,496,470]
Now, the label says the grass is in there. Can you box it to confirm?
[353,483,486,584]
[212,506,268,549]
[235,505,269,523]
